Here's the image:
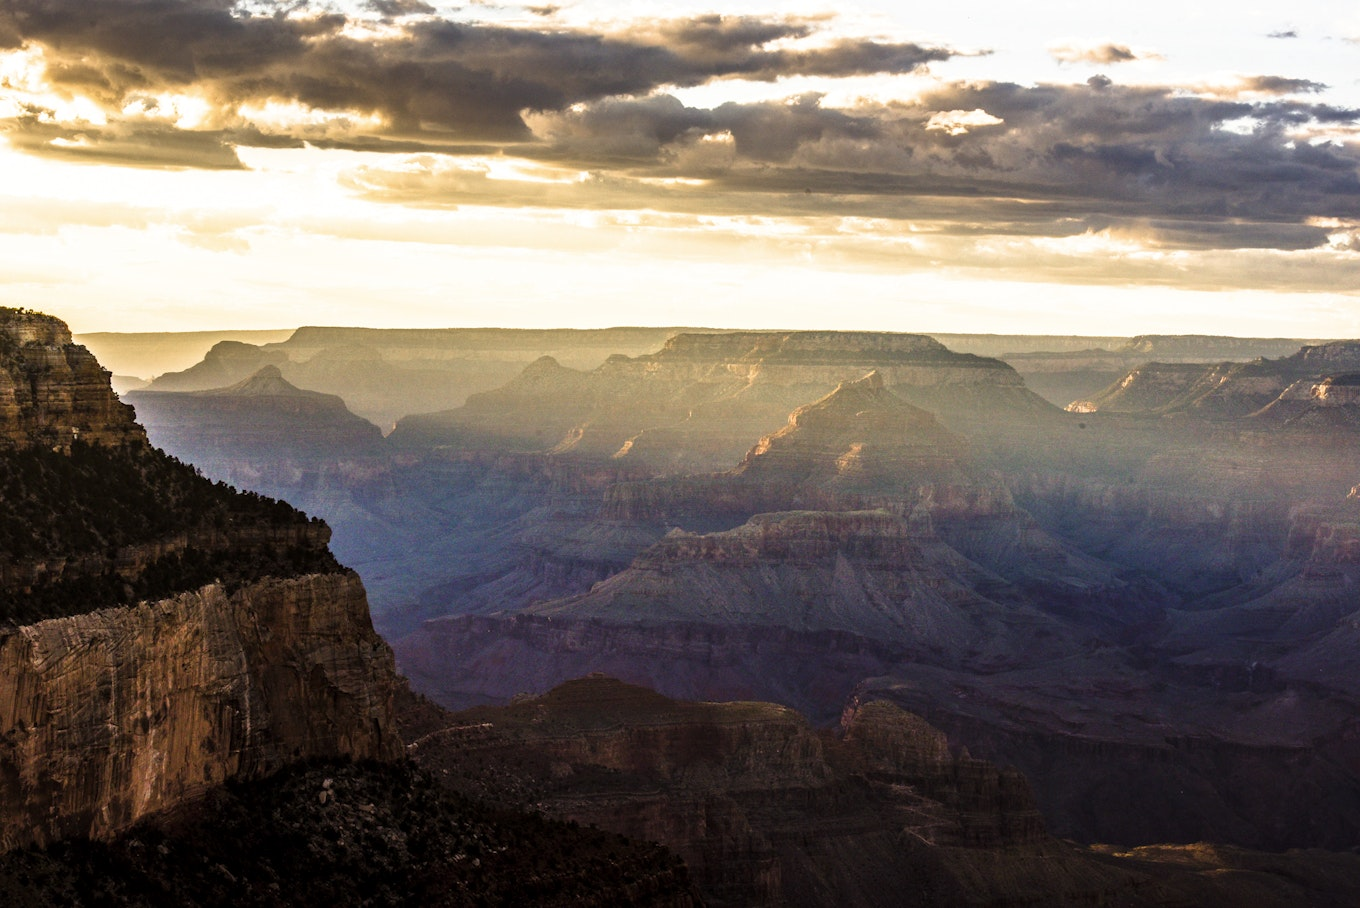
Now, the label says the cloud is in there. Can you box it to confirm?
[1049,42,1163,65]
[1209,75,1329,97]
[404,81,1360,252]
[924,108,1004,136]
[0,0,1355,263]
[0,1,957,164]
[2,115,248,168]
[366,0,435,17]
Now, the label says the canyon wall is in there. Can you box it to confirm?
[0,307,401,850]
[0,573,399,849]
[0,309,144,449]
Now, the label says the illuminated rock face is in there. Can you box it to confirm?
[0,307,400,851]
[1073,340,1360,417]
[389,330,1057,474]
[0,309,145,449]
[0,573,399,850]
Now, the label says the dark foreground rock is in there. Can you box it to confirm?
[0,759,699,908]
[399,676,1360,908]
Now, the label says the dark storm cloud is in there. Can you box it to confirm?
[514,80,1360,249]
[0,0,954,152]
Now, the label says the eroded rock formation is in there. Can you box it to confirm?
[0,307,400,851]
[0,573,398,849]
[390,330,1057,474]
[0,309,144,449]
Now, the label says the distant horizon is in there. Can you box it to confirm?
[70,323,1347,342]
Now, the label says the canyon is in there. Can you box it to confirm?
[62,316,1360,901]
[0,308,708,906]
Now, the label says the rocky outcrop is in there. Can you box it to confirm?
[0,309,144,449]
[1066,361,1208,414]
[731,372,970,491]
[1308,373,1360,404]
[140,340,289,394]
[0,572,399,849]
[1011,471,1292,594]
[0,308,403,855]
[391,331,1057,474]
[404,676,1360,907]
[1073,341,1360,418]
[127,366,387,492]
[407,676,1054,907]
[147,326,690,428]
[395,614,903,722]
[1251,373,1360,434]
[525,510,1067,662]
[1004,336,1312,408]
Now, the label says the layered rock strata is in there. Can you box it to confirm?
[0,309,144,449]
[0,307,401,851]
[390,331,1057,474]
[145,326,693,428]
[1072,340,1360,417]
[0,573,399,849]
[126,365,387,492]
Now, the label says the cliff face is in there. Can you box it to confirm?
[145,327,690,428]
[0,572,398,849]
[1072,341,1360,418]
[525,510,1069,662]
[0,310,144,449]
[731,372,971,491]
[402,676,1360,908]
[0,307,401,852]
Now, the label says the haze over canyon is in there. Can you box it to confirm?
[0,309,1349,904]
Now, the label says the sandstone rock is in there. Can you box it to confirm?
[148,326,690,428]
[390,330,1057,475]
[1077,340,1360,419]
[0,572,399,849]
[524,510,1066,663]
[0,309,144,449]
[0,308,402,855]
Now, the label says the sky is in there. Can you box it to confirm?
[1,0,1358,336]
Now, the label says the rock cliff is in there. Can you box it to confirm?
[407,676,1057,907]
[1072,340,1360,418]
[146,326,691,428]
[0,307,401,851]
[403,676,1360,908]
[0,573,399,849]
[731,372,970,491]
[0,309,144,449]
[525,510,1069,663]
